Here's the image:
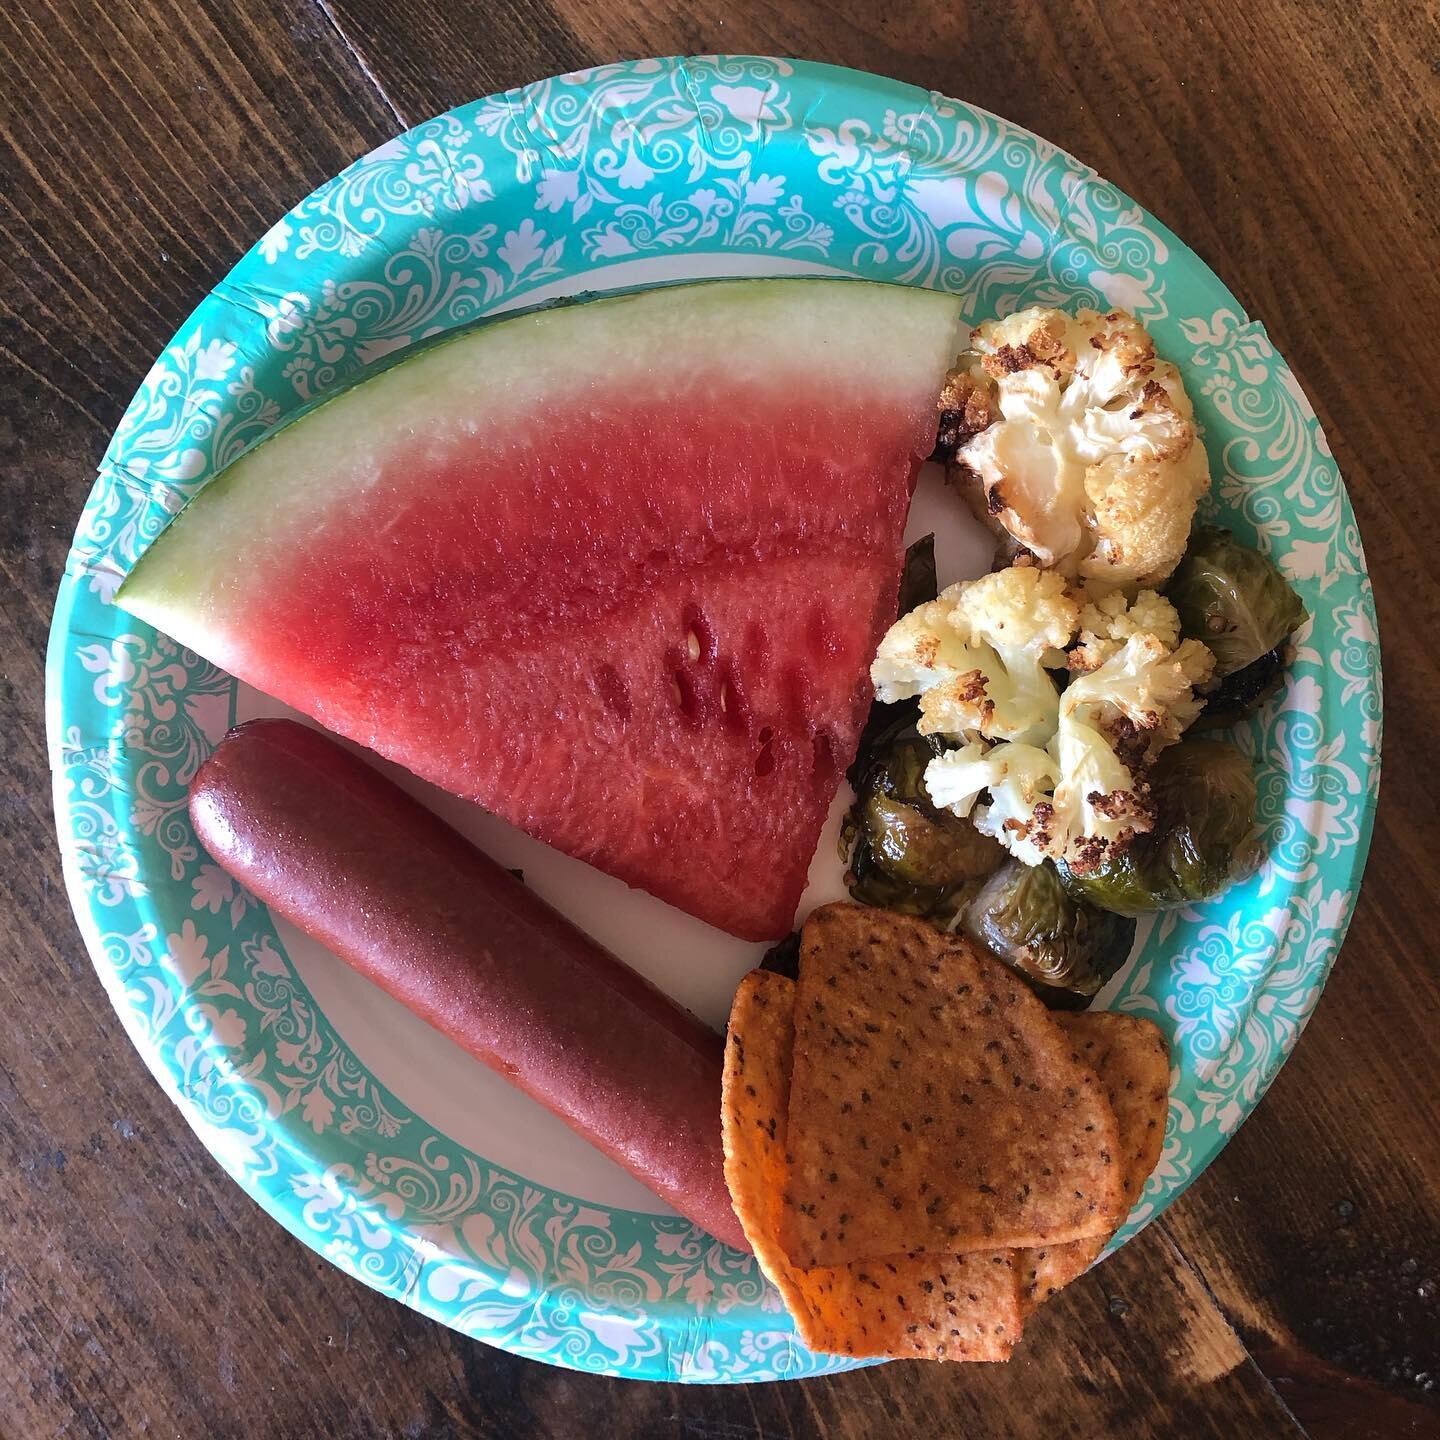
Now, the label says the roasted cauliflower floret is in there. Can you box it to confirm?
[933,356,998,462]
[952,306,1210,587]
[871,567,1079,745]
[1063,632,1216,762]
[953,566,1078,660]
[1070,587,1183,672]
[870,598,975,703]
[918,621,1216,873]
[925,741,1060,869]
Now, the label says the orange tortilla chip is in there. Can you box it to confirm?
[722,970,1022,1361]
[780,904,1127,1269]
[720,970,825,1336]
[798,1248,1022,1362]
[1063,1012,1171,1195]
[1020,1011,1172,1310]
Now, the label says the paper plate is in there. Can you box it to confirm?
[46,56,1381,1382]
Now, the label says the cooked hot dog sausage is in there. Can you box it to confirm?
[189,718,747,1251]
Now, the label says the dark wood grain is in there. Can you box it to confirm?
[2,0,1437,1436]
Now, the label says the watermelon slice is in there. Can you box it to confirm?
[118,280,963,939]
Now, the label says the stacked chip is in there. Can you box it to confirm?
[721,903,1170,1362]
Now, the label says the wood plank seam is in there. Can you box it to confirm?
[1154,1219,1312,1439]
[309,0,410,129]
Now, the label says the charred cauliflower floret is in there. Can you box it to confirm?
[950,307,1210,588]
[916,611,1216,873]
[924,741,1060,869]
[871,567,1079,745]
[1062,631,1216,769]
[932,356,998,462]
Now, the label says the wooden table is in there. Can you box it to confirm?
[2,3,1436,1436]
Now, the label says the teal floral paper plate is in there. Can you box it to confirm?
[46,57,1380,1382]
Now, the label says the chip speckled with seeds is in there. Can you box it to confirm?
[798,1247,1022,1362]
[722,969,1023,1361]
[720,970,828,1338]
[1020,1011,1171,1310]
[779,904,1126,1270]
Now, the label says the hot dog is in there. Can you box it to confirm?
[189,718,748,1252]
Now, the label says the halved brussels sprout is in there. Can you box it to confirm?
[843,736,1005,923]
[961,858,1135,1009]
[1166,526,1306,678]
[1060,739,1261,916]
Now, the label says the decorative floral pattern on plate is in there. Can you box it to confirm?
[46,56,1379,1382]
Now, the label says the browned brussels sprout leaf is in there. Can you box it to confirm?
[848,535,938,788]
[961,859,1135,1010]
[1166,527,1306,678]
[1060,740,1262,916]
[896,531,939,618]
[1193,643,1288,729]
[759,930,801,980]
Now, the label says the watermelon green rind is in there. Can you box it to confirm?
[117,279,964,938]
[117,280,957,630]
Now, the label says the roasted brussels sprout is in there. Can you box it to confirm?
[1060,739,1261,916]
[1194,643,1289,730]
[1166,526,1307,678]
[843,736,1004,923]
[760,930,801,980]
[848,535,939,787]
[862,787,1004,889]
[961,859,1135,1009]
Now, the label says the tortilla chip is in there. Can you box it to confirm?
[1059,1012,1170,1198]
[780,904,1126,1269]
[1020,1011,1171,1310]
[722,970,1022,1361]
[798,1248,1022,1362]
[720,970,822,1336]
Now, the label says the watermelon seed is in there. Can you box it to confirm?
[755,727,775,777]
[812,729,836,776]
[718,667,750,734]
[683,604,716,664]
[673,670,699,719]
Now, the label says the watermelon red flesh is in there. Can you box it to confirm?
[117,280,963,939]
[237,390,912,938]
